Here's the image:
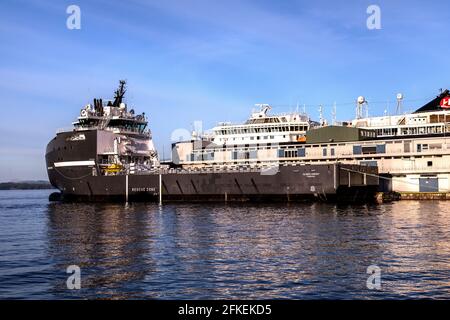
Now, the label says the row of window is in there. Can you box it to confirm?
[360,130,377,138]
[216,125,308,135]
[353,145,386,155]
[187,151,443,163]
[186,138,449,162]
[216,135,283,142]
[190,141,446,158]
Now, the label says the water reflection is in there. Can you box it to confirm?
[41,200,450,299]
[46,202,156,299]
[377,201,450,298]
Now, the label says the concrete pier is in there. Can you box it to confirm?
[399,192,450,200]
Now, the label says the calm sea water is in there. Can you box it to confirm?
[0,189,450,299]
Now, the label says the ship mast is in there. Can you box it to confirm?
[113,80,127,107]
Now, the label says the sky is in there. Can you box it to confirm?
[0,0,449,181]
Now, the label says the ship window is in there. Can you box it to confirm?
[427,161,433,167]
[430,143,442,150]
[376,144,386,154]
[284,150,297,158]
[277,149,284,158]
[353,145,362,155]
[323,148,327,157]
[298,148,306,157]
[331,148,335,156]
[362,146,377,154]
[404,141,411,152]
[360,160,378,167]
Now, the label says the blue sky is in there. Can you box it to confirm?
[0,0,449,181]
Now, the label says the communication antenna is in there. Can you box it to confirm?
[396,93,404,114]
[356,96,367,119]
[332,102,337,125]
[319,105,324,126]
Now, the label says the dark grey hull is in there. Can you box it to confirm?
[46,130,379,203]
[47,164,379,203]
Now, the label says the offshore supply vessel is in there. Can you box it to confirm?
[45,81,378,202]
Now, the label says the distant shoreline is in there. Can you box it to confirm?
[0,181,55,190]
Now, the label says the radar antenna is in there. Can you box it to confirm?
[319,105,324,126]
[356,96,368,119]
[113,80,127,107]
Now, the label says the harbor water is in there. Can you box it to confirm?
[0,189,449,299]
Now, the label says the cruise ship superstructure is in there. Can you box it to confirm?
[210,104,318,146]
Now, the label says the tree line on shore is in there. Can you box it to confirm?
[0,181,54,190]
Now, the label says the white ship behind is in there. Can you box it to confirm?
[209,104,318,146]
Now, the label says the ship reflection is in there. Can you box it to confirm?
[46,202,157,299]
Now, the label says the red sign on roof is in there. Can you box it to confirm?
[441,97,450,109]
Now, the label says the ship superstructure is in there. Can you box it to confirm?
[351,90,450,139]
[47,80,158,190]
[210,104,318,146]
